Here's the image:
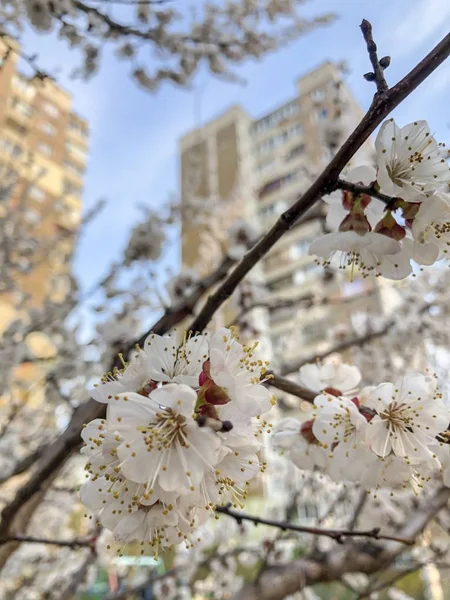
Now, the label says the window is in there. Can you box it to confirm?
[1,138,23,157]
[69,117,88,137]
[311,87,325,102]
[10,96,33,118]
[293,263,320,285]
[42,102,59,118]
[259,172,297,199]
[316,108,328,121]
[12,75,33,95]
[290,239,310,259]
[41,122,57,136]
[66,139,87,162]
[63,179,82,196]
[302,318,329,344]
[24,209,41,225]
[64,159,84,177]
[288,124,302,137]
[29,186,45,202]
[259,200,287,221]
[286,144,305,161]
[259,203,277,220]
[251,101,299,135]
[37,142,52,157]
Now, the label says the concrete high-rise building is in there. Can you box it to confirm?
[0,38,89,329]
[179,62,379,366]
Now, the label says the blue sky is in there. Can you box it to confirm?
[21,0,450,292]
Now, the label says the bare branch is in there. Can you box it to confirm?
[216,505,415,545]
[0,535,95,549]
[0,255,235,562]
[337,178,399,207]
[280,325,390,375]
[231,488,450,600]
[188,26,450,334]
[267,373,317,403]
[360,19,389,94]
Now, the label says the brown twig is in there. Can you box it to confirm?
[188,26,450,334]
[360,19,389,94]
[216,506,415,545]
[336,178,400,207]
[0,256,235,563]
[0,535,95,549]
[280,324,390,375]
[266,373,317,402]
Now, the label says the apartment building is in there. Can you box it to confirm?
[0,38,89,328]
[179,62,380,366]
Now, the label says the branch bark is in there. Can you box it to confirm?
[216,506,414,545]
[231,488,450,600]
[0,256,234,566]
[188,27,450,334]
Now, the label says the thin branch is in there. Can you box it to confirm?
[230,488,450,600]
[360,19,389,94]
[267,373,317,403]
[0,255,235,560]
[0,32,51,81]
[337,178,399,207]
[216,506,414,545]
[280,324,390,375]
[0,535,95,549]
[188,26,450,334]
[348,490,368,531]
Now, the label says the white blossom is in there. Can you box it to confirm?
[411,192,450,265]
[207,328,274,418]
[309,230,412,280]
[109,384,220,493]
[325,166,385,230]
[312,393,367,452]
[365,374,449,464]
[375,119,450,201]
[299,362,361,395]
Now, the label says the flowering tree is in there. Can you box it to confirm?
[0,8,450,600]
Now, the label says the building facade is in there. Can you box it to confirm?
[179,62,379,366]
[0,38,89,329]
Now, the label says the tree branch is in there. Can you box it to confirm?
[230,488,450,600]
[280,324,390,375]
[216,505,414,545]
[336,178,399,207]
[188,26,450,334]
[267,373,317,403]
[0,535,95,549]
[0,256,235,564]
[360,19,389,94]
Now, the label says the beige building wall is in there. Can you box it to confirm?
[0,39,89,331]
[179,62,377,361]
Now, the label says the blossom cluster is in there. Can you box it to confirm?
[79,328,274,555]
[309,119,450,280]
[272,363,450,493]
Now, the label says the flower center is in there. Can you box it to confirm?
[379,402,411,431]
[139,408,188,449]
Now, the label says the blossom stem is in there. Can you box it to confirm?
[336,179,400,208]
[216,505,415,545]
